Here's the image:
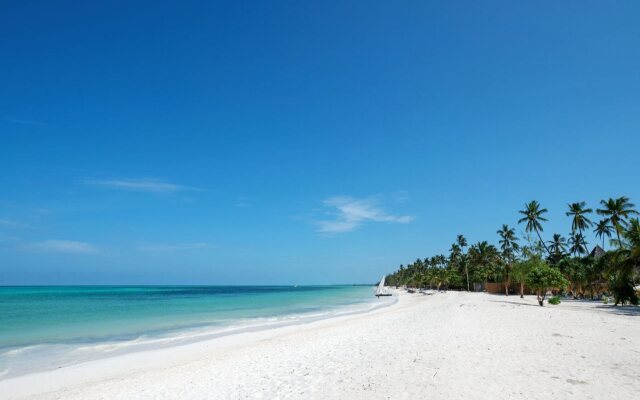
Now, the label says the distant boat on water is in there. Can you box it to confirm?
[375,275,392,297]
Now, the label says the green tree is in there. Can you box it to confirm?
[593,219,613,249]
[608,217,640,305]
[512,259,533,298]
[468,241,499,287]
[557,257,588,298]
[526,261,569,306]
[582,257,602,299]
[447,266,465,289]
[457,234,470,291]
[623,218,640,269]
[518,201,550,255]
[434,267,451,291]
[568,232,588,257]
[597,197,639,249]
[547,233,567,265]
[566,201,592,253]
[497,224,519,296]
[448,243,466,290]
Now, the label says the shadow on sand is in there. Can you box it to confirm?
[487,297,541,308]
[487,294,640,315]
[561,299,640,316]
[593,304,640,316]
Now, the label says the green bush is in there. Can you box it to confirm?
[548,296,561,305]
[608,273,639,306]
[526,260,570,306]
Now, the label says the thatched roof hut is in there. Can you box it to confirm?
[590,245,605,259]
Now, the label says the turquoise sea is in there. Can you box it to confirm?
[0,285,391,378]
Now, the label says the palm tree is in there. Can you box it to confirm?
[398,265,405,285]
[511,260,531,298]
[547,233,567,256]
[434,268,451,291]
[468,241,499,287]
[621,218,640,273]
[448,243,461,268]
[497,224,519,296]
[568,232,588,256]
[566,202,593,233]
[431,254,447,269]
[518,201,550,255]
[449,243,461,260]
[610,218,640,305]
[566,201,593,253]
[457,234,470,291]
[597,197,639,249]
[593,219,613,249]
[546,233,568,265]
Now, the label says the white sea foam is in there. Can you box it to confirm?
[0,345,44,357]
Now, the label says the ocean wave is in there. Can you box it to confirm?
[1,344,45,357]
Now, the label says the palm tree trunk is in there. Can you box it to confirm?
[504,261,511,296]
[579,227,588,255]
[520,281,524,298]
[535,228,550,255]
[537,290,544,306]
[504,274,510,296]
[465,264,469,292]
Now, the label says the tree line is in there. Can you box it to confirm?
[385,196,640,306]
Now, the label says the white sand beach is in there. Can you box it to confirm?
[2,291,639,400]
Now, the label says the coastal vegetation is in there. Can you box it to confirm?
[548,296,561,305]
[385,197,640,306]
[526,260,569,306]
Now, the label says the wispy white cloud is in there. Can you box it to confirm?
[1,117,49,127]
[317,196,413,234]
[26,240,99,255]
[85,178,190,194]
[137,242,210,253]
[0,219,30,229]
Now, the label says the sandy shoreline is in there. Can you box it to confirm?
[2,291,639,399]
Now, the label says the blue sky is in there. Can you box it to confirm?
[1,1,639,284]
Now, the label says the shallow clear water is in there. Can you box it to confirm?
[0,285,390,378]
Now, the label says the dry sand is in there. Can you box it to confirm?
[1,291,639,399]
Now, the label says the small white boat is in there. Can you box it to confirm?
[375,275,392,297]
